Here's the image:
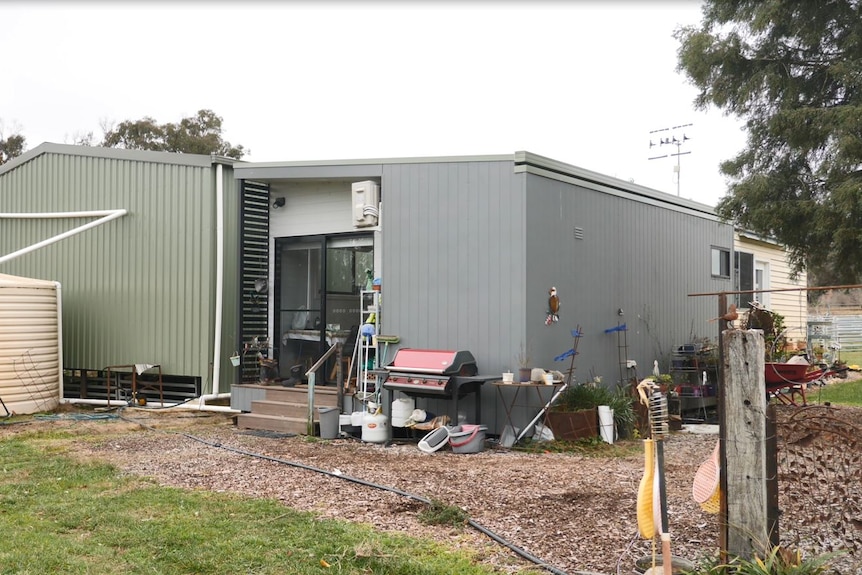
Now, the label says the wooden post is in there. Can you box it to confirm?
[717,292,728,558]
[765,404,780,548]
[721,328,769,561]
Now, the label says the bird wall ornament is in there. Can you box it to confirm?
[708,303,739,326]
[546,286,560,325]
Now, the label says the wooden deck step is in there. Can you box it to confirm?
[262,385,339,406]
[232,383,343,435]
[251,399,313,419]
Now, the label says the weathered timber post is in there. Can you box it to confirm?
[721,328,769,561]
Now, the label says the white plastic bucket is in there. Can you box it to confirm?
[391,397,416,427]
[362,411,389,443]
[598,405,615,444]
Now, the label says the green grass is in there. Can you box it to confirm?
[837,350,862,368]
[0,437,516,575]
[808,374,862,406]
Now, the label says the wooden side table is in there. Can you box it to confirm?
[105,364,163,406]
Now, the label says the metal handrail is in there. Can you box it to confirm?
[306,343,342,435]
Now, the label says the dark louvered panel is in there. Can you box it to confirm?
[240,180,270,383]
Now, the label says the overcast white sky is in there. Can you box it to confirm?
[3,1,747,206]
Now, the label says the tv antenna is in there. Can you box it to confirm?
[648,123,693,196]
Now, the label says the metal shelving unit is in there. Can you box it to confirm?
[669,344,718,423]
[356,290,381,402]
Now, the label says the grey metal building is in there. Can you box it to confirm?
[0,143,241,402]
[234,151,734,430]
[1,144,735,430]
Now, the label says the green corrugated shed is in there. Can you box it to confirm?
[0,143,241,396]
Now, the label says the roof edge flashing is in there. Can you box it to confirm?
[0,143,231,176]
[514,150,717,215]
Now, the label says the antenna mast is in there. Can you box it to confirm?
[648,123,693,196]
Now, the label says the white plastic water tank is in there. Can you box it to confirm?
[0,274,62,415]
[391,397,415,427]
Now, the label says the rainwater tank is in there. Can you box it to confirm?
[0,274,62,415]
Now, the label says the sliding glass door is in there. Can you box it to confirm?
[275,234,373,382]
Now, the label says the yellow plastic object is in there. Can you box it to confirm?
[700,487,720,514]
[637,438,656,539]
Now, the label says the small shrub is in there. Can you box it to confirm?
[551,383,636,440]
[684,546,839,575]
[552,384,612,412]
[418,499,468,527]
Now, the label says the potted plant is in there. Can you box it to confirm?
[517,342,533,383]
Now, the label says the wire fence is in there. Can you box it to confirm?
[774,405,862,574]
[832,315,862,356]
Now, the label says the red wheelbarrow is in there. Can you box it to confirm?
[765,362,833,406]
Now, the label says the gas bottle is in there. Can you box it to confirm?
[361,409,389,443]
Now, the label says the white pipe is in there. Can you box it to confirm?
[177,404,238,413]
[188,393,238,413]
[60,396,239,413]
[55,281,64,402]
[61,398,129,408]
[212,164,225,397]
[0,209,128,264]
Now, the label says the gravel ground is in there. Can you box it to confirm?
[5,408,721,575]
[4,398,859,575]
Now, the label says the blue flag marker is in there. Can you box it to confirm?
[603,323,627,334]
[554,349,577,362]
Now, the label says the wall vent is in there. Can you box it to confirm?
[573,226,584,240]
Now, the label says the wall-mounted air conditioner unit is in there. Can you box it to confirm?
[352,181,379,228]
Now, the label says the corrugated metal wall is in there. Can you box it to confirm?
[380,160,526,371]
[0,148,239,393]
[379,158,733,383]
[377,157,733,430]
[524,172,733,385]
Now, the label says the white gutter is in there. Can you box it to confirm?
[0,210,128,264]
[212,163,225,398]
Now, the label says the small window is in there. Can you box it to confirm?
[711,247,730,278]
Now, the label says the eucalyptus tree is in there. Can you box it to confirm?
[101,109,247,159]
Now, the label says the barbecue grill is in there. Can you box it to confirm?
[383,348,494,424]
